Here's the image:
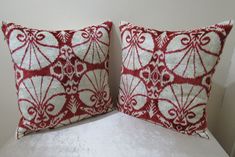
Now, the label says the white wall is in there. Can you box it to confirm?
[0,0,234,151]
[214,50,235,155]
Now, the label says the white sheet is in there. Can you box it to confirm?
[0,111,228,157]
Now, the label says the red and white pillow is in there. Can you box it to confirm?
[117,21,233,137]
[2,21,113,138]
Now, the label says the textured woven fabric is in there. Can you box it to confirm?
[117,21,233,137]
[2,21,113,138]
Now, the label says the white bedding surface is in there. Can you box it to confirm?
[0,111,228,157]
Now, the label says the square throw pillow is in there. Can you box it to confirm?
[2,21,113,138]
[117,20,233,137]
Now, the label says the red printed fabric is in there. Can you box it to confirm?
[117,21,233,137]
[2,21,113,138]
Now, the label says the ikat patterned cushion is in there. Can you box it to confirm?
[117,20,233,137]
[2,21,113,138]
